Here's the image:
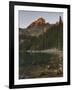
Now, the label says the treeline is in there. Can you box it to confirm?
[19,23,63,52]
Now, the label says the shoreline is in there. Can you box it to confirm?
[26,48,63,57]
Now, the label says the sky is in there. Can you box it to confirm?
[19,10,63,28]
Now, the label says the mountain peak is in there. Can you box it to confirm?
[27,17,46,28]
[36,17,46,25]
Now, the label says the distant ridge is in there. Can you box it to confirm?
[19,16,63,37]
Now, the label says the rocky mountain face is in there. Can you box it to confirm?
[19,17,51,37]
[27,17,46,28]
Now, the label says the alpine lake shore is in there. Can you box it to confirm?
[19,49,63,79]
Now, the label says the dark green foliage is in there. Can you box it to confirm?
[45,23,63,50]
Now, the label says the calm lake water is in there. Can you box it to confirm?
[19,52,63,79]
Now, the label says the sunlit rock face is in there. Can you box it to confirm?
[25,17,51,36]
[35,17,45,26]
[27,17,46,28]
